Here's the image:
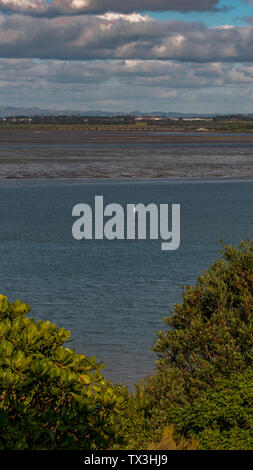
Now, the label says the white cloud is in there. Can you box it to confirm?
[0,14,253,63]
[97,12,151,23]
[1,58,253,112]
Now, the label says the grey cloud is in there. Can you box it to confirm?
[1,58,253,89]
[0,14,252,62]
[1,58,253,112]
[0,0,223,16]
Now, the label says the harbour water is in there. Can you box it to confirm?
[0,178,252,385]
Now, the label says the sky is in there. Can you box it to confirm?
[1,1,253,113]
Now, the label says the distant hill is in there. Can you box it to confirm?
[0,106,216,119]
[0,106,82,117]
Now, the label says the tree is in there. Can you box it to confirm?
[155,241,253,396]
[172,371,253,450]
[0,295,119,450]
[143,241,253,435]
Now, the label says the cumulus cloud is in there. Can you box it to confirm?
[0,1,248,114]
[0,14,252,62]
[2,58,253,89]
[1,58,253,112]
[0,0,223,16]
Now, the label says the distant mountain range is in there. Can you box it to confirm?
[0,106,217,118]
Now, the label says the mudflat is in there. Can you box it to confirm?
[2,128,253,145]
[0,129,253,179]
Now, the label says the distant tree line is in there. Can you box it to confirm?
[1,113,253,128]
[0,115,136,125]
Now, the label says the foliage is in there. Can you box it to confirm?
[1,241,253,450]
[171,371,253,450]
[148,426,198,450]
[110,383,154,450]
[111,386,198,450]
[140,241,253,448]
[151,240,253,401]
[0,295,120,450]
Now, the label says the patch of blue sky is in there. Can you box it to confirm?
[144,0,253,27]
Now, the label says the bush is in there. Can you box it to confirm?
[0,295,119,450]
[111,383,153,450]
[172,371,253,450]
[148,426,198,451]
[152,240,253,398]
[141,241,253,447]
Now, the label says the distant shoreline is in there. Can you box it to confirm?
[1,177,253,183]
[2,128,253,144]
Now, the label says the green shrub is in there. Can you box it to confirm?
[111,383,153,450]
[147,426,198,450]
[0,295,119,450]
[141,241,253,447]
[152,240,253,397]
[172,371,253,450]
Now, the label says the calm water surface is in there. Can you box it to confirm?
[0,179,252,385]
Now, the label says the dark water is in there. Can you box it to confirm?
[0,179,252,385]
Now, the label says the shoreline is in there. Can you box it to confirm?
[2,128,253,142]
[1,176,253,183]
